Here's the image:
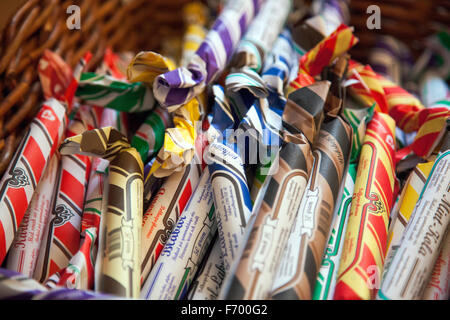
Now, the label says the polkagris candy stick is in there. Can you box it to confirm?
[5,154,60,277]
[230,0,291,72]
[220,84,326,299]
[153,0,264,111]
[187,236,226,300]
[131,105,172,164]
[382,161,434,281]
[313,163,357,300]
[205,84,255,272]
[207,140,253,272]
[140,162,202,285]
[140,170,216,300]
[127,51,204,180]
[422,229,450,300]
[377,138,450,300]
[75,72,155,113]
[59,127,144,298]
[250,29,299,202]
[334,112,397,300]
[33,106,95,284]
[270,116,352,300]
[0,49,81,263]
[288,23,358,93]
[47,109,123,291]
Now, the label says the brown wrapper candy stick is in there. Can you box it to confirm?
[59,127,143,298]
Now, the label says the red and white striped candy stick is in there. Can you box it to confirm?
[53,108,124,290]
[0,50,91,265]
[33,105,96,283]
[4,153,61,277]
[0,99,67,264]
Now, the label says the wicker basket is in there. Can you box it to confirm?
[0,0,448,177]
[0,0,193,176]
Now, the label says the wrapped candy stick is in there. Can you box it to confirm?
[334,112,397,300]
[220,83,332,299]
[140,170,216,300]
[288,23,358,93]
[250,29,300,202]
[205,84,255,272]
[382,161,434,281]
[313,0,351,36]
[347,61,450,160]
[377,129,450,300]
[230,0,291,72]
[4,154,60,277]
[131,105,172,163]
[312,163,357,300]
[140,162,202,285]
[33,105,97,283]
[220,137,312,300]
[153,0,264,111]
[422,230,450,300]
[0,50,83,264]
[59,127,144,298]
[127,51,203,179]
[270,111,352,300]
[75,72,155,113]
[47,108,124,290]
[0,268,116,300]
[187,236,226,300]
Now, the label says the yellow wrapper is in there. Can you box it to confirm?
[383,161,434,278]
[334,112,397,300]
[127,26,206,178]
[180,2,209,67]
[60,127,144,298]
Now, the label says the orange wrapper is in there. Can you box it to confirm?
[288,23,358,92]
[334,112,397,300]
[347,61,450,160]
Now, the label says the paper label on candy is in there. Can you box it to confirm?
[246,171,308,299]
[5,155,60,277]
[211,174,251,271]
[252,215,278,272]
[141,171,217,300]
[140,163,201,284]
[422,230,450,300]
[187,238,226,300]
[378,151,450,300]
[382,161,433,281]
[272,165,318,291]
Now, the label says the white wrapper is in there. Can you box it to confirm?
[140,170,217,300]
[377,150,450,300]
[422,229,450,300]
[241,0,292,54]
[187,237,225,300]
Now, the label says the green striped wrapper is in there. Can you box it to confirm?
[76,72,155,113]
[312,162,357,300]
[342,103,375,163]
[131,106,172,163]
